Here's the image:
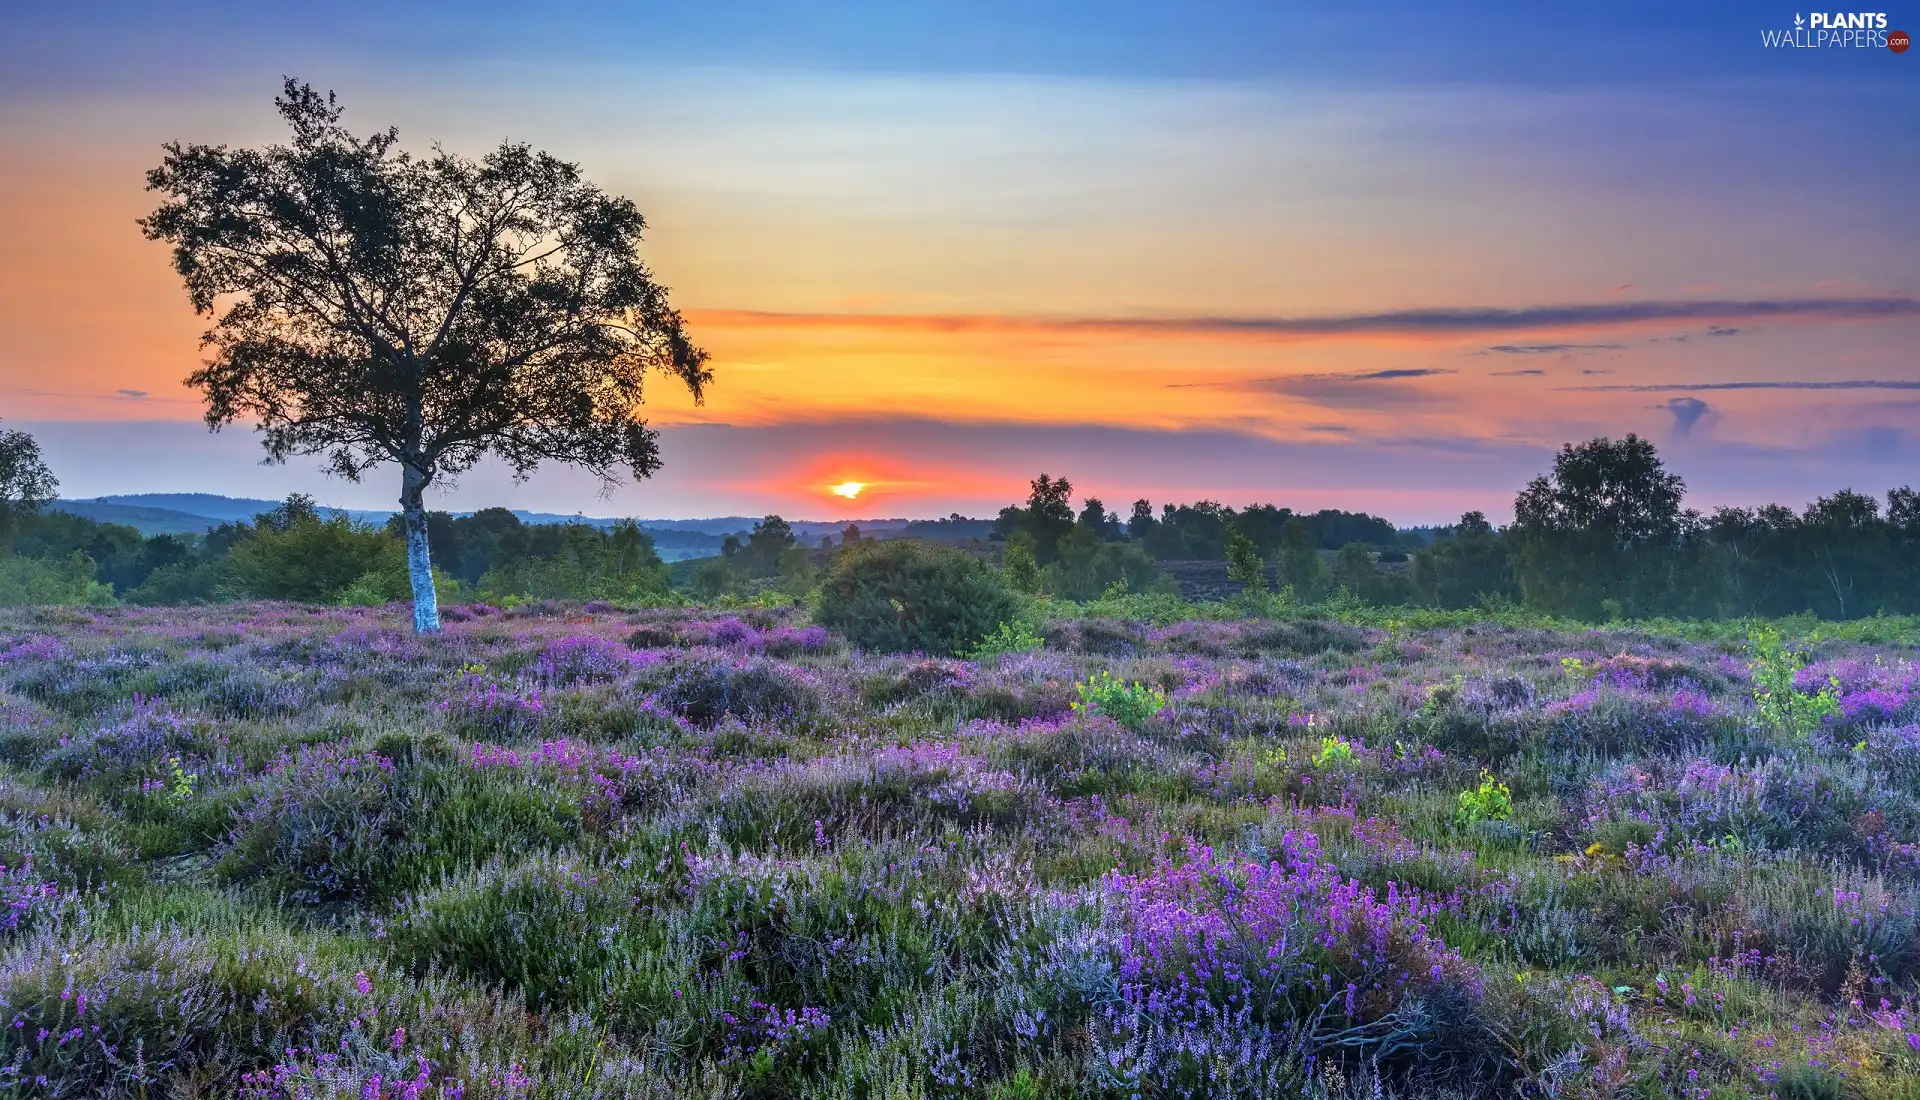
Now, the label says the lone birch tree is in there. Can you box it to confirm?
[142,80,710,632]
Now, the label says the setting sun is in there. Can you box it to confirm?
[828,481,867,499]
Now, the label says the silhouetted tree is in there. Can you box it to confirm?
[993,474,1077,563]
[143,80,709,632]
[1078,497,1121,539]
[740,515,796,576]
[1510,435,1689,617]
[1127,499,1156,540]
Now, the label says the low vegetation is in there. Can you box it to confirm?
[1,600,1918,1097]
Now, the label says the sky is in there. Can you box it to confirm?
[1,1,1915,524]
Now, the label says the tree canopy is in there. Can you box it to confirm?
[0,423,59,535]
[142,80,709,630]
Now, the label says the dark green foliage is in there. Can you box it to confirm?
[0,422,58,536]
[1330,542,1414,605]
[1413,511,1517,610]
[1275,516,1325,598]
[142,79,710,632]
[738,515,797,577]
[1046,526,1160,600]
[1510,434,1691,618]
[226,499,405,603]
[816,539,1020,655]
[472,519,670,602]
[1224,529,1267,595]
[993,473,1077,564]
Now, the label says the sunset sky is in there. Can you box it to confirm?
[2,2,1915,524]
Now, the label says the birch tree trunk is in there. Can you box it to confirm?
[400,463,440,634]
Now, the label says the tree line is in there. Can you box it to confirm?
[986,437,1920,619]
[0,432,673,608]
[0,428,1912,619]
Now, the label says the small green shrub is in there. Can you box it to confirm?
[1456,769,1514,824]
[817,540,1020,656]
[1311,734,1356,768]
[967,619,1045,660]
[1747,625,1839,737]
[1003,534,1042,594]
[1070,670,1166,730]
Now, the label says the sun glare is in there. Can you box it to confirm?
[829,481,867,499]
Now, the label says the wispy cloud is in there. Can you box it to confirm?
[1335,368,1454,381]
[1492,369,1546,377]
[1568,379,1920,393]
[114,388,148,400]
[1485,343,1624,355]
[1235,369,1457,410]
[687,296,1920,345]
[1169,367,1454,391]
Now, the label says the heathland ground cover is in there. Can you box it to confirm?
[2,601,1920,1097]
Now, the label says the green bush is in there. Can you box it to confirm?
[1747,625,1839,737]
[226,514,405,602]
[1069,670,1167,730]
[1456,769,1514,825]
[967,619,1045,660]
[816,540,1019,656]
[0,551,116,607]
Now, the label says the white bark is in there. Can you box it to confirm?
[401,464,440,634]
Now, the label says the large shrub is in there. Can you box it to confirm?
[226,513,405,603]
[816,540,1018,656]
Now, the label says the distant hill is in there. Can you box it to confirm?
[44,494,968,560]
[45,500,229,536]
[81,494,391,527]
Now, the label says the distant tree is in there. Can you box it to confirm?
[1275,517,1324,598]
[1127,499,1156,541]
[0,423,59,537]
[1232,504,1295,558]
[1799,489,1889,619]
[1024,474,1076,563]
[721,535,742,559]
[1003,533,1042,594]
[1411,511,1517,611]
[1510,435,1690,618]
[1144,501,1236,560]
[841,523,862,546]
[1224,530,1267,596]
[1077,497,1121,540]
[143,80,709,633]
[1048,526,1160,600]
[740,515,796,576]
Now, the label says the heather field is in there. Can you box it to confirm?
[3,603,1920,1098]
